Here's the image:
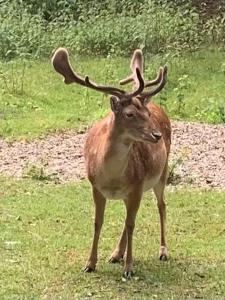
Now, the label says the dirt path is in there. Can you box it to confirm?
[0,121,224,188]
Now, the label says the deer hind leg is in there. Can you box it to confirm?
[109,223,127,264]
[153,168,169,261]
[84,186,106,272]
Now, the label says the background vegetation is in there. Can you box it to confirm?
[1,2,225,299]
[1,0,225,59]
[0,49,225,140]
[0,0,225,141]
[0,0,225,138]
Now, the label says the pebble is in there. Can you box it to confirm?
[0,121,224,189]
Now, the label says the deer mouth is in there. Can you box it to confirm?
[141,131,162,143]
[151,131,162,141]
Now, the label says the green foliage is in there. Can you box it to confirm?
[0,61,26,95]
[173,74,191,118]
[0,0,224,60]
[203,14,225,44]
[22,163,59,182]
[218,104,225,123]
[168,155,184,186]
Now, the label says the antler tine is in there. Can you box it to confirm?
[144,67,164,88]
[119,75,133,86]
[139,66,167,100]
[86,67,144,99]
[52,47,126,97]
[120,49,144,87]
[126,68,145,98]
[120,49,166,92]
[84,76,126,96]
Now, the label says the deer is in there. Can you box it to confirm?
[52,48,171,279]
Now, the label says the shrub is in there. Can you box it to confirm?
[0,0,224,60]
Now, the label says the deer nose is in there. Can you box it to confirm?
[152,131,162,141]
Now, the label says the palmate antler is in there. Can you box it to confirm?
[119,49,167,101]
[52,48,145,99]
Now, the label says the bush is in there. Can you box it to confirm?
[0,0,224,60]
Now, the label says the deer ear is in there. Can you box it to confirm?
[110,96,121,113]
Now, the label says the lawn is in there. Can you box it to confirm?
[1,176,225,299]
[1,48,225,299]
[0,48,225,141]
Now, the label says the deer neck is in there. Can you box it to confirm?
[104,116,132,177]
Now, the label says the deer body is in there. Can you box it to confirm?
[85,103,170,200]
[52,48,171,278]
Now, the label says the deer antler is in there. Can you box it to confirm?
[120,49,167,100]
[138,66,167,100]
[120,49,144,87]
[52,48,145,99]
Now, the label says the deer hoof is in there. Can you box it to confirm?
[159,246,168,261]
[109,255,123,264]
[83,266,95,273]
[122,271,134,279]
[159,254,168,261]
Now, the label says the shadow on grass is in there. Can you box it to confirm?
[63,254,221,299]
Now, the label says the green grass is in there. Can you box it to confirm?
[1,45,224,299]
[0,48,225,140]
[1,176,225,299]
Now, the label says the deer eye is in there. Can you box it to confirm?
[125,112,134,118]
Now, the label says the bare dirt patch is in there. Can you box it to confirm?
[171,121,225,188]
[0,121,224,188]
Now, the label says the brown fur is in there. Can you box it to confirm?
[84,100,171,277]
[85,102,171,197]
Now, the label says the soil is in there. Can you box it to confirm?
[0,121,224,189]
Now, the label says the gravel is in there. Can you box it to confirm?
[0,121,224,189]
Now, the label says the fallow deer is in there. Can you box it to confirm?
[52,48,171,278]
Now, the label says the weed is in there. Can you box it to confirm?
[22,163,59,183]
[218,104,225,123]
[168,156,183,185]
[168,155,185,186]
[0,61,26,95]
[173,74,191,118]
[168,148,190,186]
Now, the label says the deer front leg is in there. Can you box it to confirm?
[84,186,106,272]
[122,187,142,279]
[109,195,139,263]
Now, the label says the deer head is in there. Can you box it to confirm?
[116,49,167,143]
[52,48,167,143]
